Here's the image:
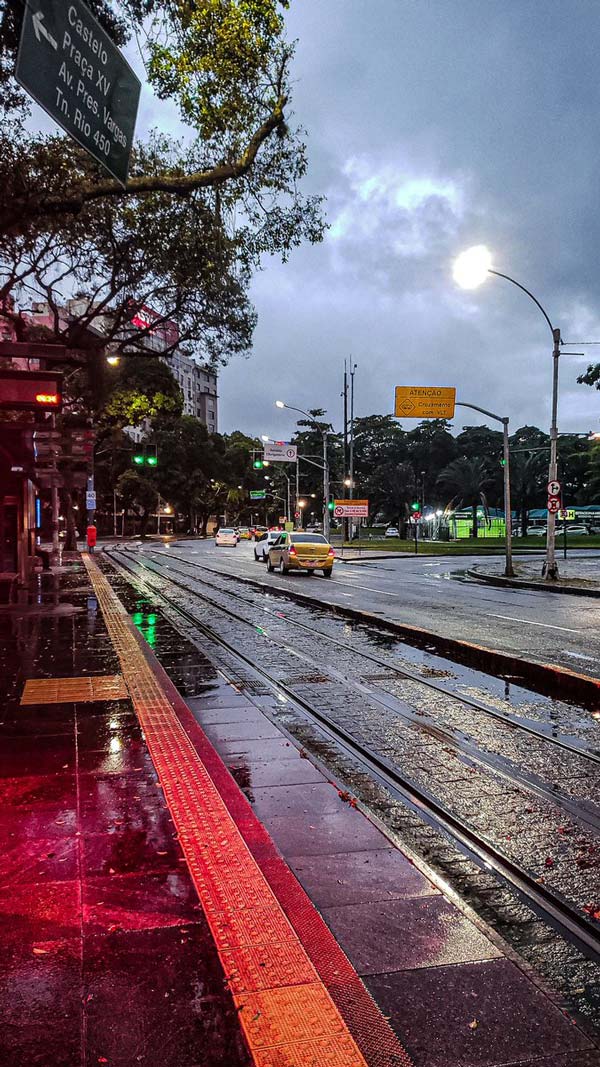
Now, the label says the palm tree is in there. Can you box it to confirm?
[436,457,493,538]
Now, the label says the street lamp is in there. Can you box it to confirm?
[453,245,561,580]
[275,400,331,539]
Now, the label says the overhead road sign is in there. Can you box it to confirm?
[395,386,456,419]
[333,499,369,518]
[264,442,297,463]
[16,0,141,186]
[250,490,266,500]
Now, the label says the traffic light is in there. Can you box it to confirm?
[410,500,420,512]
[131,445,158,467]
[327,500,335,512]
[499,457,507,467]
[253,458,264,469]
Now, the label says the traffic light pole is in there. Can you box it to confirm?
[455,401,513,577]
[323,429,330,541]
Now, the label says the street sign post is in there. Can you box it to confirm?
[558,508,575,521]
[16,0,141,185]
[547,480,561,497]
[333,499,369,518]
[547,497,560,514]
[263,442,297,463]
[394,386,456,419]
[86,490,96,510]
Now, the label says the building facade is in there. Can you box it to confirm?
[168,350,218,433]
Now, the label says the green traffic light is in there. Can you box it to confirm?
[411,500,420,511]
[327,501,335,511]
[133,454,144,465]
[146,456,158,466]
[253,459,264,469]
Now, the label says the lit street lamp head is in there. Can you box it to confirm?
[275,400,285,408]
[453,245,493,289]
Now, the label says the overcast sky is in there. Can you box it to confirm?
[214,0,600,440]
[25,1,600,441]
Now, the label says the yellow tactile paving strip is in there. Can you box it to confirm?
[82,554,370,1067]
[21,674,129,705]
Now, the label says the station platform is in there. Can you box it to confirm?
[1,553,598,1067]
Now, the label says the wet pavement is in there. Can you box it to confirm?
[3,551,600,1067]
[162,538,600,677]
[103,547,600,1061]
[0,563,249,1067]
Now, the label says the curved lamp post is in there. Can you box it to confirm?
[275,400,331,539]
[453,246,561,580]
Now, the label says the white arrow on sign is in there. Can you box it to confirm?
[32,11,58,51]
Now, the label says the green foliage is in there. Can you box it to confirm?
[577,363,600,390]
[102,358,183,426]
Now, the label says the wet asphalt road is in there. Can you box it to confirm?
[158,540,600,677]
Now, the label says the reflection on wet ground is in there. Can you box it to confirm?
[0,562,249,1067]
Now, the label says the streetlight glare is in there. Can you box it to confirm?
[453,245,493,289]
[275,400,285,408]
[261,435,270,442]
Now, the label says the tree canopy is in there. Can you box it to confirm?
[0,0,324,362]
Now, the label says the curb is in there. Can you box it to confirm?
[467,567,600,599]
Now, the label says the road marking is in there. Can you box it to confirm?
[489,613,581,634]
[325,579,397,597]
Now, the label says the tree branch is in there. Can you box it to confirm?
[4,95,287,232]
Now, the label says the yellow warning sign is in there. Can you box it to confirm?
[394,386,456,419]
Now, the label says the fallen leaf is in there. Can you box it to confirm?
[545,856,554,868]
[469,1019,478,1030]
[33,947,48,955]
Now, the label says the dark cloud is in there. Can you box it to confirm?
[220,0,600,439]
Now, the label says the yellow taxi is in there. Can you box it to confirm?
[237,527,251,540]
[267,532,335,577]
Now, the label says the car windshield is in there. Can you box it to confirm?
[219,529,234,534]
[290,534,328,544]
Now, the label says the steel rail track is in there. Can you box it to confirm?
[108,548,600,965]
[121,549,600,831]
[145,548,600,767]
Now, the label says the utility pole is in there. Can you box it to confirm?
[323,429,330,541]
[342,361,349,542]
[349,362,357,537]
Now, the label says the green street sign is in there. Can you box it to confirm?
[16,0,141,186]
[250,491,266,500]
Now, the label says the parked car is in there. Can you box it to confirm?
[385,526,400,538]
[528,526,548,537]
[254,529,283,561]
[564,524,591,535]
[267,532,335,577]
[215,527,238,547]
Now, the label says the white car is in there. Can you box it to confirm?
[215,527,238,547]
[564,524,591,535]
[529,527,547,537]
[254,529,283,561]
[385,526,400,538]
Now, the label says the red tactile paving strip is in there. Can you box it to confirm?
[83,555,413,1067]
